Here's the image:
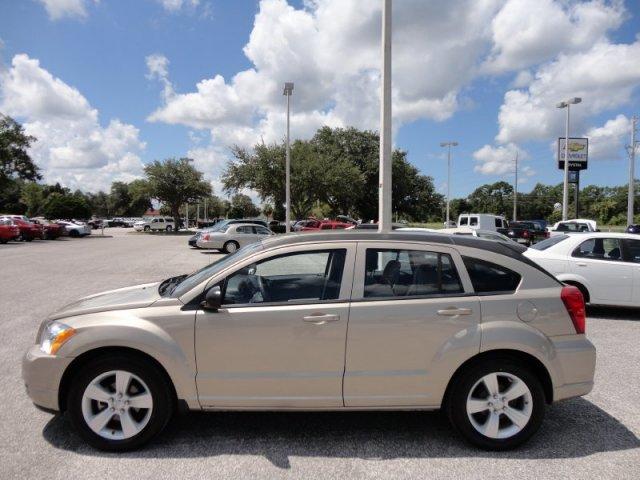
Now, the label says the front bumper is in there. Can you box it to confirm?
[550,335,596,402]
[22,345,73,412]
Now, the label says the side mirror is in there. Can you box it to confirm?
[202,286,222,311]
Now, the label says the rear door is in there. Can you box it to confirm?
[570,237,632,304]
[622,238,640,304]
[344,241,481,407]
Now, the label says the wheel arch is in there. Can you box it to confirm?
[58,346,178,412]
[442,349,554,408]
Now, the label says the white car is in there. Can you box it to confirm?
[56,220,92,237]
[196,223,274,253]
[547,219,598,237]
[134,217,175,232]
[524,232,640,307]
[399,227,516,245]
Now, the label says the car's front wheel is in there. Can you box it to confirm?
[165,225,173,232]
[223,240,239,254]
[446,360,545,450]
[67,354,174,451]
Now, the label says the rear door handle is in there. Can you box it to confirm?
[303,313,340,324]
[576,262,587,267]
[437,308,473,316]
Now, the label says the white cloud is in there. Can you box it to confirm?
[585,114,631,161]
[0,54,146,191]
[147,0,505,148]
[36,0,97,20]
[473,143,531,177]
[483,0,626,74]
[496,39,640,145]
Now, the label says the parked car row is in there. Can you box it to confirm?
[0,215,91,243]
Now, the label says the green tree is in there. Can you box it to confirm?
[0,115,40,186]
[127,179,152,216]
[43,193,92,220]
[20,182,45,217]
[228,194,260,219]
[145,158,212,226]
[109,181,132,215]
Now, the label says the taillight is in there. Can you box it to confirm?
[561,285,586,334]
[523,231,529,237]
[203,234,210,240]
[545,231,550,238]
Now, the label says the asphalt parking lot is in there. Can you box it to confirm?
[1,229,639,479]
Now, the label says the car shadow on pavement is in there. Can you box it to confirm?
[587,306,640,321]
[42,398,639,467]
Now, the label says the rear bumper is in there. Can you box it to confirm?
[22,345,73,412]
[550,335,596,402]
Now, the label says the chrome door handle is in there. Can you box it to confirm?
[303,313,339,324]
[576,262,587,267]
[437,308,472,316]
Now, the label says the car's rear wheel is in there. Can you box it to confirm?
[143,226,150,232]
[67,355,174,451]
[165,225,173,232]
[446,360,545,450]
[69,230,80,238]
[223,241,239,254]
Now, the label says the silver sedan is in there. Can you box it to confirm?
[196,223,274,253]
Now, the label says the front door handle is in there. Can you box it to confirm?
[303,313,340,324]
[576,262,587,267]
[437,308,473,316]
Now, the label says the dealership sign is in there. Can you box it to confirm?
[558,137,588,171]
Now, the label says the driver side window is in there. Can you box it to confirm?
[222,249,347,305]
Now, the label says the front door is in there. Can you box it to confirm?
[343,242,481,407]
[195,244,355,407]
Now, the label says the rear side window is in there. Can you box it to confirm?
[364,249,463,298]
[469,217,478,226]
[462,257,521,294]
[459,217,468,226]
[495,218,501,228]
[623,239,640,263]
[531,235,568,250]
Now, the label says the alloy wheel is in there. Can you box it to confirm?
[466,372,532,439]
[81,370,153,440]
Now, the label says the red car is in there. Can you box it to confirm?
[0,217,43,241]
[299,219,353,231]
[0,219,20,244]
[30,218,64,239]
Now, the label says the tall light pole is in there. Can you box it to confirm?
[440,141,458,226]
[378,0,392,232]
[627,116,638,226]
[556,97,581,221]
[513,150,518,222]
[283,82,294,233]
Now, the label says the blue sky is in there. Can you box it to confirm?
[1,0,639,200]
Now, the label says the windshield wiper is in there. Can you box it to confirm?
[158,274,187,296]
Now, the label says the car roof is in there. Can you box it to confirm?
[565,232,636,239]
[258,230,527,257]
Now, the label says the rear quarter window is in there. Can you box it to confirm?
[462,256,521,294]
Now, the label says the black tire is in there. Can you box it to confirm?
[0,239,7,244]
[143,226,150,232]
[69,230,80,238]
[223,241,239,254]
[67,354,174,452]
[446,359,545,450]
[25,236,33,242]
[165,225,173,232]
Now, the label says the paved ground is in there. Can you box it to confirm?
[1,228,639,479]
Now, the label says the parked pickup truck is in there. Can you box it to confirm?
[506,221,549,246]
[547,219,598,237]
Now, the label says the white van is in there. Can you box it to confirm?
[457,213,508,232]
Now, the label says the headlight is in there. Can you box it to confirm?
[40,322,76,355]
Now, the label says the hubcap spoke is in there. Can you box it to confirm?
[84,383,112,403]
[119,410,140,438]
[115,370,132,395]
[88,408,114,432]
[467,398,490,414]
[128,392,153,409]
[481,412,500,438]
[482,373,500,396]
[503,406,529,429]
[503,379,529,402]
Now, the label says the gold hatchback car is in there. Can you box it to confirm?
[23,232,595,451]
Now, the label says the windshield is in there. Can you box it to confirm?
[169,241,264,298]
[531,235,569,250]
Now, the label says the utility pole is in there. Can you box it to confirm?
[378,0,392,232]
[513,151,518,222]
[283,82,294,233]
[440,141,458,226]
[628,116,638,226]
[557,97,581,221]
